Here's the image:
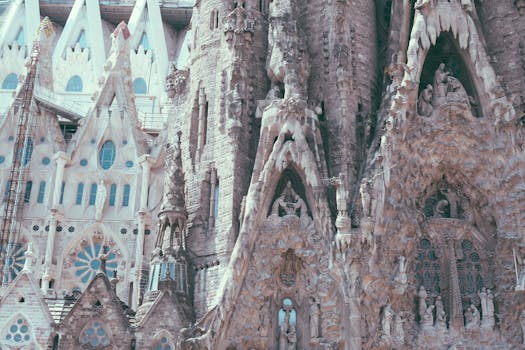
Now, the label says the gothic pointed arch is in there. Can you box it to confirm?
[400,0,516,122]
[0,313,42,349]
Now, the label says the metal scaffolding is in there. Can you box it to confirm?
[0,37,40,286]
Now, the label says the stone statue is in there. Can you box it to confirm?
[418,84,433,117]
[393,314,405,344]
[381,304,393,338]
[520,310,525,346]
[479,288,495,328]
[271,181,308,217]
[433,63,450,106]
[266,0,310,99]
[465,304,480,330]
[393,256,408,286]
[431,63,470,108]
[279,299,297,350]
[95,179,107,221]
[309,296,320,339]
[360,180,371,217]
[514,249,525,291]
[435,296,447,330]
[418,286,435,329]
[433,199,449,218]
[446,76,470,105]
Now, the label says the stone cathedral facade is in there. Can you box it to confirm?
[0,0,524,349]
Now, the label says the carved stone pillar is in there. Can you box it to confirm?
[51,152,70,209]
[446,234,463,334]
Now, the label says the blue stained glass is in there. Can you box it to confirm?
[99,141,116,170]
[155,345,162,350]
[78,251,89,261]
[75,268,88,277]
[76,183,84,204]
[90,259,101,270]
[89,183,97,205]
[161,337,167,343]
[66,75,83,92]
[94,243,101,257]
[10,325,17,332]
[91,338,99,346]
[96,328,105,336]
[140,32,150,50]
[133,78,147,94]
[2,73,18,90]
[42,157,50,165]
[14,334,21,342]
[85,245,93,257]
[17,319,22,325]
[37,181,46,203]
[80,159,88,166]
[0,155,4,163]
[81,273,91,283]
[107,262,118,269]
[24,181,32,203]
[74,261,85,267]
[125,160,134,168]
[122,184,130,207]
[59,182,65,204]
[93,322,100,327]
[24,335,29,341]
[109,184,116,206]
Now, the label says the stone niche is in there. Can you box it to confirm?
[417,32,482,118]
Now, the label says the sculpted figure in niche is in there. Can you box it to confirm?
[309,296,320,339]
[272,181,308,217]
[279,299,297,350]
[465,304,480,329]
[479,287,495,328]
[418,84,433,117]
[431,63,471,108]
[393,314,405,344]
[393,256,408,286]
[95,179,107,221]
[435,296,447,330]
[418,286,434,329]
[513,249,525,291]
[381,304,393,338]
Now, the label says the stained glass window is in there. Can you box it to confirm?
[79,321,110,348]
[109,184,117,206]
[37,181,46,204]
[73,238,119,284]
[152,337,173,350]
[2,316,31,346]
[457,239,483,298]
[76,183,84,205]
[132,78,147,94]
[65,75,83,92]
[122,184,130,207]
[99,141,116,170]
[24,181,32,203]
[415,238,441,296]
[0,243,26,283]
[89,183,97,205]
[2,73,18,90]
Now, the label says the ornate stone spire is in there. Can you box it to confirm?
[155,131,188,253]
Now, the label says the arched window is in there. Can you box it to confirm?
[132,78,147,94]
[89,183,97,205]
[2,73,18,89]
[122,184,130,207]
[76,183,84,205]
[99,140,116,170]
[79,321,110,348]
[18,137,33,166]
[109,184,117,206]
[65,75,83,92]
[213,180,220,219]
[74,238,118,284]
[1,315,32,347]
[415,238,440,296]
[37,181,46,204]
[59,182,65,204]
[23,181,32,203]
[152,336,174,350]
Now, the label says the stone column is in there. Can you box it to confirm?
[446,234,463,334]
[208,168,217,230]
[133,155,153,308]
[197,87,207,156]
[42,152,70,293]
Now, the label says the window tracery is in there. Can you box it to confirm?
[79,321,110,348]
[73,236,119,284]
[99,140,116,170]
[152,336,174,350]
[0,242,26,282]
[1,316,32,347]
